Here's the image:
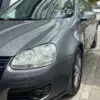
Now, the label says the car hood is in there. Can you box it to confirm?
[0,19,69,56]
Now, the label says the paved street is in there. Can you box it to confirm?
[60,25,100,100]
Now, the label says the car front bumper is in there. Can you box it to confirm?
[0,55,75,100]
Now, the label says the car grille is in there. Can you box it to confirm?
[0,57,10,80]
[8,82,51,100]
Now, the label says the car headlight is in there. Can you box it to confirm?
[11,44,56,69]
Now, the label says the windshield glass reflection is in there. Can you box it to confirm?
[0,0,74,20]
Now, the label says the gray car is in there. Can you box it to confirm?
[0,0,98,100]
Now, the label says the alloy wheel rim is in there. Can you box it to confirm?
[74,54,82,89]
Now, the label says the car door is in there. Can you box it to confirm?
[79,0,94,51]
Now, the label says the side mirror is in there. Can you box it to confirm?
[81,11,96,20]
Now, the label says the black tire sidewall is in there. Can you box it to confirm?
[71,48,83,95]
[91,32,97,48]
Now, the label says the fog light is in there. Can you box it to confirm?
[30,90,44,100]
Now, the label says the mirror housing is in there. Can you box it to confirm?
[81,11,96,21]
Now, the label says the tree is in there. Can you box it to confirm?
[89,0,100,4]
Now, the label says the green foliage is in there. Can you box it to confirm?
[89,0,100,4]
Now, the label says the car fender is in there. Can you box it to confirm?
[50,28,83,61]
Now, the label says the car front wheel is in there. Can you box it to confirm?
[68,48,83,96]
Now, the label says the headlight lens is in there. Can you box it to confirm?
[11,44,56,69]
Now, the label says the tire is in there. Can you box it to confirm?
[67,48,83,96]
[91,33,97,48]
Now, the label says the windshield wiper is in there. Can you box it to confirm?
[0,18,26,21]
[7,18,42,20]
[0,18,34,21]
[0,18,5,20]
[0,18,13,20]
[0,18,48,21]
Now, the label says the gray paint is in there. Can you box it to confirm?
[0,0,98,100]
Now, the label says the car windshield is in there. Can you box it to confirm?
[0,0,74,20]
